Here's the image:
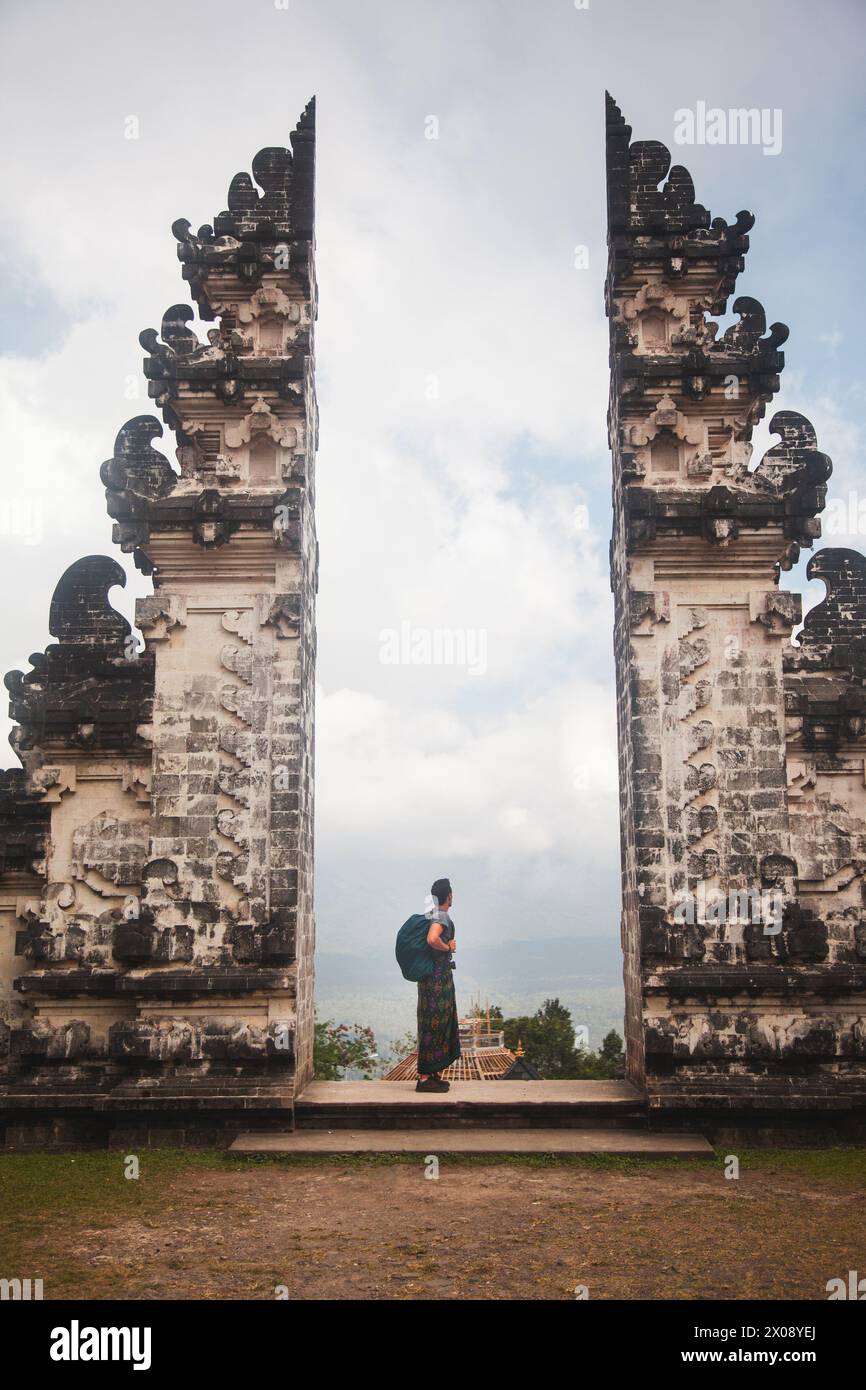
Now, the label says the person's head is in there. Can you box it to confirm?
[431,877,453,912]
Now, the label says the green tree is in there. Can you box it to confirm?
[570,1046,612,1079]
[313,1016,379,1080]
[502,1003,625,1080]
[502,998,581,1078]
[600,1030,625,1071]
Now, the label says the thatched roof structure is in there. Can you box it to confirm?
[383,1043,517,1082]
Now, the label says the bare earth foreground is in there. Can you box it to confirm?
[0,1150,863,1301]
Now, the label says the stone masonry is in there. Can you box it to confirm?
[607,94,866,1136]
[0,101,318,1148]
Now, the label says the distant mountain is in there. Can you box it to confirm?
[316,933,621,990]
[454,934,623,991]
[314,934,624,1054]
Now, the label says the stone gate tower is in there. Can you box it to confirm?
[0,101,318,1147]
[607,95,866,1136]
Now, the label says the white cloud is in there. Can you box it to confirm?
[317,675,618,861]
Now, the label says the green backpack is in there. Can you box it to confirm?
[395,913,435,982]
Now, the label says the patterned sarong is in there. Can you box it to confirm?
[417,955,461,1075]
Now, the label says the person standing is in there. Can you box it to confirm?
[415,877,461,1093]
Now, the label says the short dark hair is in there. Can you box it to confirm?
[431,878,452,906]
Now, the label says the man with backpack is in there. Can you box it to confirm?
[395,878,460,1093]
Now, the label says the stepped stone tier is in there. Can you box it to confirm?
[606,93,866,1135]
[0,101,318,1148]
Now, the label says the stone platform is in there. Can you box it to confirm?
[293,1079,647,1130]
[229,1126,713,1158]
[228,1078,715,1156]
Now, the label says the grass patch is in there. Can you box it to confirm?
[0,1148,232,1222]
[1,1142,865,1207]
[727,1146,866,1183]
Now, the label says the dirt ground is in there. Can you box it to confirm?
[1,1151,863,1300]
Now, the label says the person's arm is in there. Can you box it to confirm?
[426,921,452,952]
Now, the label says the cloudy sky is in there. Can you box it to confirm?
[0,0,864,954]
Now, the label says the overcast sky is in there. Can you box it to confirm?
[0,0,864,952]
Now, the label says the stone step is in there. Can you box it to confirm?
[293,1079,650,1130]
[229,1127,714,1158]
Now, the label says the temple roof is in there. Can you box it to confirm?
[383,1045,519,1082]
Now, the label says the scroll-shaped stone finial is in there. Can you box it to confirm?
[139,305,200,364]
[799,548,866,654]
[215,98,315,235]
[719,297,789,354]
[100,416,176,513]
[605,94,754,307]
[47,555,130,649]
[755,412,832,497]
[628,140,707,228]
[5,555,153,757]
[5,554,131,703]
[228,147,293,217]
[169,100,316,317]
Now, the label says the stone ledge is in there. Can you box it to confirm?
[643,966,866,995]
[14,968,295,997]
[229,1127,713,1159]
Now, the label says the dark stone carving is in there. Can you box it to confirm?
[172,98,316,316]
[106,1016,291,1064]
[640,905,705,962]
[792,548,866,669]
[0,769,49,875]
[112,917,156,963]
[230,909,296,965]
[100,416,176,509]
[785,549,866,751]
[605,92,753,312]
[5,556,154,753]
